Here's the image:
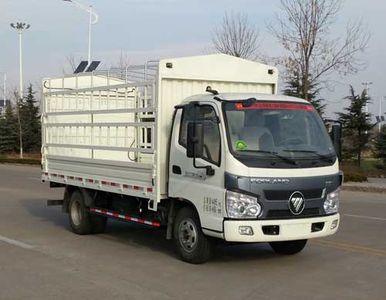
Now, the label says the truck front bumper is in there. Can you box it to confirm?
[223,214,340,242]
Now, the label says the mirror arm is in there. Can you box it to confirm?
[193,158,215,176]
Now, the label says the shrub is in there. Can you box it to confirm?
[344,172,368,182]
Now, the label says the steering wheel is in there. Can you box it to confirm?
[278,137,305,146]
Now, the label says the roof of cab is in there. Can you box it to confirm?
[182,93,309,105]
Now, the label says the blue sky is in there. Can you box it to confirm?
[0,0,385,118]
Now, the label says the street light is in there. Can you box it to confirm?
[0,72,6,103]
[362,81,373,135]
[10,22,30,159]
[10,22,30,99]
[379,96,386,132]
[63,0,99,65]
[0,72,6,117]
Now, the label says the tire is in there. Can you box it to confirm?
[269,239,308,255]
[68,190,93,235]
[173,207,214,264]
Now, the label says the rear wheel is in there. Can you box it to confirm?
[68,190,107,234]
[69,191,93,235]
[173,207,214,264]
[269,239,308,255]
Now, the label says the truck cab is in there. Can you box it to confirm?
[168,92,340,259]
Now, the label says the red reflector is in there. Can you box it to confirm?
[147,187,153,193]
[235,102,314,111]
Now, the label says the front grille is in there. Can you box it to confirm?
[264,189,323,201]
[265,208,321,219]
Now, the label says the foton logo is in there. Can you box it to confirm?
[288,192,305,215]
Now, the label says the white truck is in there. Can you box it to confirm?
[42,54,341,263]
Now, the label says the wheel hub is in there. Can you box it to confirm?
[178,219,198,253]
[70,200,82,226]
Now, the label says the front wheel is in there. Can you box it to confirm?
[269,239,308,255]
[173,207,214,264]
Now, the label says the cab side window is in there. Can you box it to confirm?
[179,105,221,166]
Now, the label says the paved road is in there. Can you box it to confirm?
[0,164,385,300]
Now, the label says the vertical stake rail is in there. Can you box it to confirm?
[98,90,101,110]
[107,87,110,110]
[91,112,94,159]
[151,81,158,208]
[90,85,94,159]
[124,87,128,109]
[75,75,79,111]
[135,89,140,162]
[61,77,65,111]
[41,81,47,170]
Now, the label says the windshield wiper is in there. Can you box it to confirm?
[239,150,298,165]
[283,149,335,162]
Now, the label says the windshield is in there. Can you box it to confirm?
[223,100,336,168]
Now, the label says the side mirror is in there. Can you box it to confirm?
[187,122,204,158]
[330,124,342,161]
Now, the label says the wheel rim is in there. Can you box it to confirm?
[70,200,82,226]
[178,218,198,253]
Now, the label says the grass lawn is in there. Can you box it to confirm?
[0,153,41,165]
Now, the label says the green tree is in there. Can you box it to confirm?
[283,69,326,115]
[375,125,386,167]
[337,86,375,166]
[20,84,41,152]
[0,104,18,153]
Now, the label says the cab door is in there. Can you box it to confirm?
[169,102,225,233]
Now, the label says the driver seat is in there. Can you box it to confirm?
[240,126,274,151]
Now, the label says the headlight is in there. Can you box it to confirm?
[324,188,340,214]
[226,191,261,218]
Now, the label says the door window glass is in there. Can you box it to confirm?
[179,105,221,165]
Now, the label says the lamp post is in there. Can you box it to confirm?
[0,72,6,117]
[0,72,6,103]
[63,0,99,65]
[379,96,386,132]
[10,22,30,159]
[3,73,6,105]
[10,22,30,99]
[362,81,373,135]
